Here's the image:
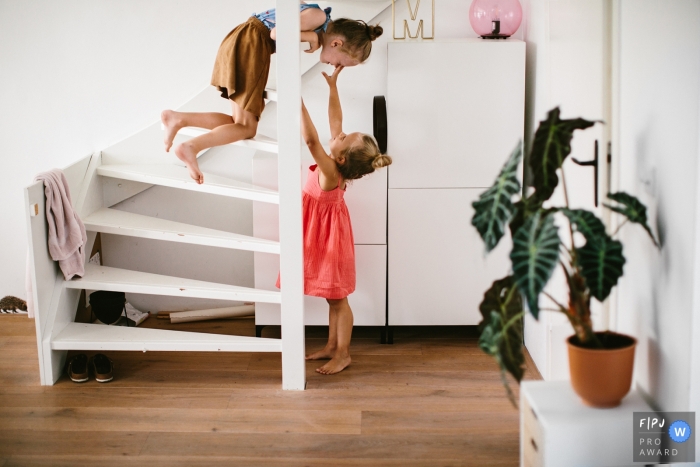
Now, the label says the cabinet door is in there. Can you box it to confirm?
[387,40,525,189]
[255,245,386,326]
[388,189,510,325]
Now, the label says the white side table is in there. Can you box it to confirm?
[521,381,652,467]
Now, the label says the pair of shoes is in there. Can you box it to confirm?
[91,353,114,383]
[67,353,113,383]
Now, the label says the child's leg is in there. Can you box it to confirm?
[161,110,234,152]
[169,101,259,184]
[306,300,339,360]
[317,297,353,375]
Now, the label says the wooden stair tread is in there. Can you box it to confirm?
[96,164,279,204]
[65,264,281,304]
[84,208,279,254]
[52,323,281,352]
[263,87,277,101]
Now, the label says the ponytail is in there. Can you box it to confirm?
[372,154,392,169]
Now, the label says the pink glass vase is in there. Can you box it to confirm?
[469,0,522,39]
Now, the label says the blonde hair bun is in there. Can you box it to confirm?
[372,154,392,169]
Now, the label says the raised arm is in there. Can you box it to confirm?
[269,7,326,52]
[322,66,344,139]
[301,100,340,184]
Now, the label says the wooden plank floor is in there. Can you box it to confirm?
[0,315,541,466]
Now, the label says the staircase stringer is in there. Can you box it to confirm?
[26,153,96,384]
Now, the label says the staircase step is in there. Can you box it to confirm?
[65,264,281,304]
[84,208,280,254]
[52,323,281,352]
[263,87,277,101]
[174,127,279,154]
[97,164,279,204]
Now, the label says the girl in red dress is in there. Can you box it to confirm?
[283,66,391,374]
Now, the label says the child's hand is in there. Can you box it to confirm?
[305,33,321,53]
[322,66,344,87]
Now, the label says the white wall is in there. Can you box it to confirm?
[521,0,610,380]
[521,0,700,427]
[0,0,266,300]
[615,0,700,416]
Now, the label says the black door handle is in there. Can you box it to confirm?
[373,96,387,154]
[572,140,599,207]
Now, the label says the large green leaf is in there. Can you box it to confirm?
[510,212,560,318]
[478,276,525,406]
[529,108,596,203]
[472,143,523,252]
[478,276,525,382]
[604,192,659,247]
[562,209,607,244]
[578,236,626,301]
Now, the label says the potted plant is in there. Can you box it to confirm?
[471,107,659,407]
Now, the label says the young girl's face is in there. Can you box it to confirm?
[329,132,362,162]
[320,38,360,68]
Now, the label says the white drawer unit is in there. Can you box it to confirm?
[521,381,652,467]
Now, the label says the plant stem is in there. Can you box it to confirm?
[560,259,572,276]
[559,167,577,263]
[613,218,629,237]
[543,291,568,313]
[559,243,573,260]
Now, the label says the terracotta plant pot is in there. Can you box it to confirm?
[567,331,636,408]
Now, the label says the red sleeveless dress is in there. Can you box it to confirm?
[276,165,356,299]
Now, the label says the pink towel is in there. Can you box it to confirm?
[35,170,87,281]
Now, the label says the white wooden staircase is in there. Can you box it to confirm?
[25,1,390,389]
[25,92,292,385]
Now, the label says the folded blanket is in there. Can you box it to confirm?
[35,169,87,280]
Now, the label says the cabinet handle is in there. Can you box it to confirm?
[531,438,538,452]
[572,140,599,207]
[373,96,388,154]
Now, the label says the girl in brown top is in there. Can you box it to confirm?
[161,3,383,184]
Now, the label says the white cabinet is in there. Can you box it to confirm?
[252,152,387,326]
[388,189,510,325]
[387,40,526,189]
[521,381,652,467]
[387,39,525,326]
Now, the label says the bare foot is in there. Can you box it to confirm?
[316,355,351,375]
[173,142,204,184]
[161,110,183,152]
[306,347,336,360]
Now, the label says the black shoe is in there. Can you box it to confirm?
[67,354,89,383]
[90,354,114,383]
